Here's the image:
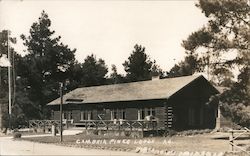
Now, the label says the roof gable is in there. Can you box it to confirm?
[48,75,217,105]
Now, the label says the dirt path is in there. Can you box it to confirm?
[0,136,149,155]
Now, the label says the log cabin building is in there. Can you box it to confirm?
[48,75,220,134]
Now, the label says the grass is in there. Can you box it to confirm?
[21,130,250,153]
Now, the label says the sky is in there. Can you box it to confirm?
[0,0,208,74]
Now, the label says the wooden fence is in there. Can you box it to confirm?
[29,119,165,132]
[229,127,250,155]
[74,119,164,131]
[29,120,60,131]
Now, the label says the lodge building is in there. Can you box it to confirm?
[48,75,220,134]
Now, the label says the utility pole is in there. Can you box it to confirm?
[59,82,63,142]
[7,30,12,130]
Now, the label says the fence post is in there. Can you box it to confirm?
[130,121,132,132]
[43,122,46,133]
[52,124,56,136]
[118,121,121,131]
[106,121,109,130]
[141,121,144,137]
[95,121,98,130]
[229,131,234,152]
[141,121,144,132]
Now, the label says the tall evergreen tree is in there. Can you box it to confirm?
[109,64,125,84]
[166,54,201,78]
[123,44,153,82]
[20,11,76,119]
[80,54,108,87]
[151,60,164,77]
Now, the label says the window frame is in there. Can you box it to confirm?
[138,107,156,120]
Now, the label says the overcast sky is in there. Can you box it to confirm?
[0,0,208,74]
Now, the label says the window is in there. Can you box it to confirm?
[111,109,126,120]
[62,111,72,120]
[120,109,126,120]
[113,109,118,119]
[80,110,92,120]
[152,108,156,116]
[141,109,145,119]
[138,108,156,120]
[147,108,151,116]
[87,111,93,120]
[80,111,87,121]
[150,108,156,116]
[138,109,145,120]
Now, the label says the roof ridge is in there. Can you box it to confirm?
[76,74,201,89]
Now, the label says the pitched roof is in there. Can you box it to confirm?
[47,75,217,105]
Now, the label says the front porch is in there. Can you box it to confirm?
[72,119,164,131]
[28,119,166,137]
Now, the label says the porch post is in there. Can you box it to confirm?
[215,103,221,130]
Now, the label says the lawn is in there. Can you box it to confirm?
[21,131,250,154]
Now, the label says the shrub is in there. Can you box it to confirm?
[13,132,22,139]
[177,129,212,136]
[163,129,177,137]
[221,103,250,128]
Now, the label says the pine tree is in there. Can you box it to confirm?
[123,44,153,82]
[109,64,125,84]
[20,11,76,119]
[80,54,108,87]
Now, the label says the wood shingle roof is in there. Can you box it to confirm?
[47,75,218,105]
